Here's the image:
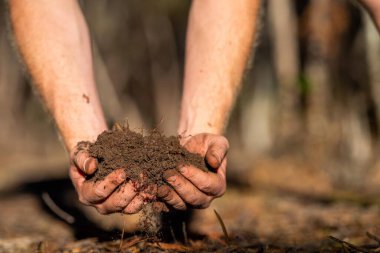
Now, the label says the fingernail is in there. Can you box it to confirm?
[178,166,187,174]
[212,153,221,165]
[163,171,175,181]
[119,173,127,182]
[83,157,91,173]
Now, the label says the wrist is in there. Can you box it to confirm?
[178,113,224,137]
[65,127,107,153]
[59,116,108,153]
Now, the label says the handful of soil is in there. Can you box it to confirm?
[87,124,208,191]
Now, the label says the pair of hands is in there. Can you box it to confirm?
[69,133,229,215]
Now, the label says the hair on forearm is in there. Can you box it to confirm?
[246,0,265,71]
[222,1,264,132]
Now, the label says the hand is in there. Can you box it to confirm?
[157,133,229,210]
[69,142,154,215]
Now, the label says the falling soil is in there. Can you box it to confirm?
[87,124,208,192]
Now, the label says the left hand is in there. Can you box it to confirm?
[157,133,229,210]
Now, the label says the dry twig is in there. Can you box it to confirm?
[41,192,75,224]
[214,209,230,244]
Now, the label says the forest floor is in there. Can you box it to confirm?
[2,156,380,252]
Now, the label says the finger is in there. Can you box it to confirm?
[80,169,126,204]
[69,164,86,192]
[164,170,212,208]
[152,202,170,212]
[182,134,208,155]
[96,181,137,213]
[123,195,145,214]
[139,186,158,202]
[178,164,226,197]
[74,150,98,174]
[157,185,187,210]
[205,136,229,170]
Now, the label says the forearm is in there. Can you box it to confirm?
[178,0,261,136]
[9,0,106,152]
[360,0,380,32]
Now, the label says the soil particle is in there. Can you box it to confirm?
[87,125,208,191]
[82,94,90,103]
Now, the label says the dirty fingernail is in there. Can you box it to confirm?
[212,153,221,165]
[163,171,176,182]
[119,173,127,182]
[179,166,187,174]
[83,157,91,173]
[84,158,97,173]
[88,158,97,170]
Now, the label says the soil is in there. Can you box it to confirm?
[4,152,380,252]
[88,124,207,189]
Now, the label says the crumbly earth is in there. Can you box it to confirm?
[88,125,208,189]
[3,155,380,252]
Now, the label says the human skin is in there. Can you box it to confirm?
[159,0,262,209]
[8,0,145,214]
[8,0,260,213]
[14,0,380,213]
[359,0,380,32]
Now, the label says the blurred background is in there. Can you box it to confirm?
[2,0,380,248]
[1,0,380,193]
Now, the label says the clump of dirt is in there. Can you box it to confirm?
[85,124,209,234]
[87,124,208,190]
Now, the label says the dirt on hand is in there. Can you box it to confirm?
[87,124,208,193]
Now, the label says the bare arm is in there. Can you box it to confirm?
[359,0,380,32]
[178,0,261,136]
[9,0,106,152]
[160,0,261,210]
[8,0,149,215]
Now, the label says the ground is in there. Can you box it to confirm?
[1,156,380,252]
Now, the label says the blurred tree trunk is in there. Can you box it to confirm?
[92,40,144,126]
[240,5,275,158]
[0,4,27,149]
[83,0,155,128]
[301,0,332,150]
[268,0,301,147]
[83,1,182,133]
[142,5,181,135]
[363,8,380,140]
[300,0,373,188]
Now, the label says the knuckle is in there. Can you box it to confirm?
[78,195,89,205]
[186,195,201,206]
[220,136,229,146]
[172,179,185,190]
[193,197,212,209]
[201,180,213,193]
[93,188,108,200]
[215,184,227,197]
[113,200,127,210]
[158,186,171,199]
[182,168,195,180]
[152,203,165,212]
[168,176,184,190]
[96,207,109,215]
[200,201,211,209]
[123,206,139,215]
[173,202,187,210]
[109,177,122,186]
[163,193,174,203]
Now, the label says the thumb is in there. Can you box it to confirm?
[74,150,98,175]
[205,136,229,170]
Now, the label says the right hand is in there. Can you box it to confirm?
[69,142,153,215]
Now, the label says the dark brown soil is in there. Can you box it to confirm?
[87,125,207,191]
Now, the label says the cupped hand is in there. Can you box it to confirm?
[157,133,229,210]
[69,142,155,215]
